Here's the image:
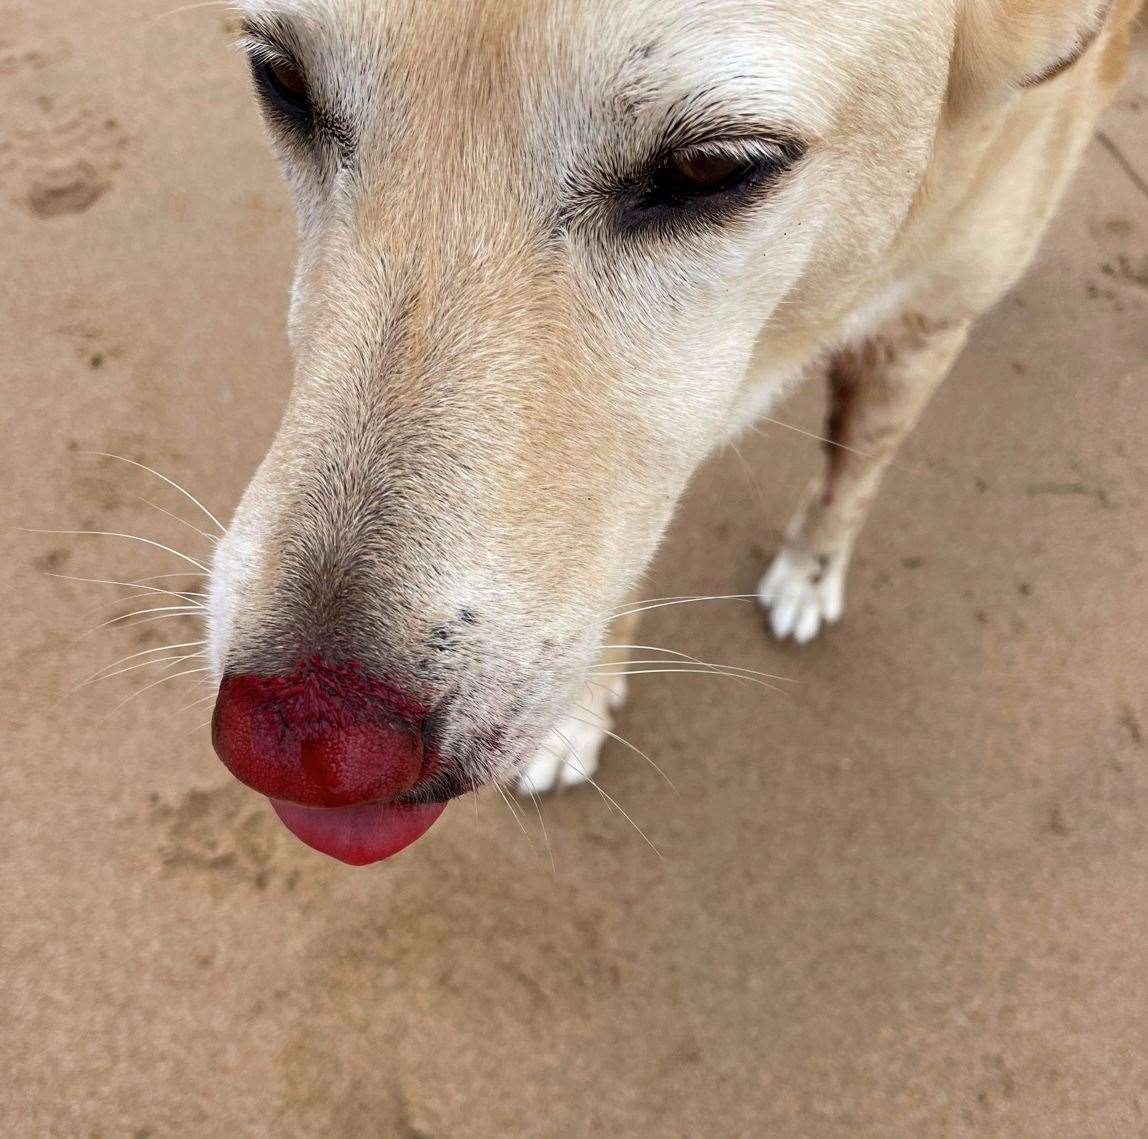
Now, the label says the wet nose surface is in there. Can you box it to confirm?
[211,657,429,808]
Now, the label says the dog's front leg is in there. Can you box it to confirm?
[760,312,972,642]
[515,610,639,795]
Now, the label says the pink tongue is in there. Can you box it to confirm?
[270,798,446,865]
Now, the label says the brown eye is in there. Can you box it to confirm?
[254,57,311,118]
[611,133,806,236]
[656,148,754,199]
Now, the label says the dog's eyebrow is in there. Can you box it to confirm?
[606,53,814,157]
[636,85,811,167]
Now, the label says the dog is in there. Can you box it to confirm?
[207,0,1141,864]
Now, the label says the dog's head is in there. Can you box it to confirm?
[209,0,1119,862]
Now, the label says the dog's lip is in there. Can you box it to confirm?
[269,797,447,865]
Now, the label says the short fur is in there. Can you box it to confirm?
[210,0,1142,794]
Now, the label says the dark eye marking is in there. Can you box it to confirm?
[615,134,807,236]
[252,55,312,121]
[238,19,356,158]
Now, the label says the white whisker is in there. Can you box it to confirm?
[127,493,217,544]
[178,691,219,713]
[98,610,205,635]
[81,603,204,639]
[749,417,936,480]
[611,593,759,619]
[102,666,212,721]
[150,0,233,25]
[132,572,207,583]
[46,571,205,604]
[470,773,482,829]
[79,451,226,535]
[604,643,793,682]
[23,528,211,574]
[550,728,661,858]
[78,639,206,685]
[493,781,535,851]
[80,652,203,689]
[727,438,769,514]
[531,790,558,876]
[567,706,676,791]
[587,666,786,695]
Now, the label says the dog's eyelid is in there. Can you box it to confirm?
[235,33,299,73]
[233,13,306,67]
[669,134,806,168]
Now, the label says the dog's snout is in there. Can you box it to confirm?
[211,657,429,809]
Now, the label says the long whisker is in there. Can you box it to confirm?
[493,781,535,851]
[587,666,786,695]
[611,594,759,619]
[605,643,793,682]
[74,590,206,630]
[71,572,207,619]
[537,736,613,814]
[95,609,205,636]
[79,652,203,689]
[469,773,482,829]
[550,729,661,858]
[131,572,208,583]
[567,706,676,791]
[753,414,868,454]
[749,417,936,480]
[79,639,206,685]
[178,690,218,713]
[45,571,205,604]
[81,603,204,639]
[526,789,557,877]
[727,438,770,514]
[593,658,786,679]
[22,528,211,573]
[80,451,226,534]
[101,666,212,722]
[150,0,234,25]
[127,493,217,544]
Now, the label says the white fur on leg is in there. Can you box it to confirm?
[515,676,628,796]
[758,546,846,643]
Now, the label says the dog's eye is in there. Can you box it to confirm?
[653,148,756,201]
[617,137,805,233]
[253,57,311,119]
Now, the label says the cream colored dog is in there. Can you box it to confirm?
[207,0,1140,864]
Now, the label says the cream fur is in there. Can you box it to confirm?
[210,0,1141,794]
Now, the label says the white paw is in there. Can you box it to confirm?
[758,546,845,643]
[515,678,627,796]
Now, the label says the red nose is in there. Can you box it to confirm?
[211,657,429,808]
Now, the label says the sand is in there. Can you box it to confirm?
[3,3,1148,1136]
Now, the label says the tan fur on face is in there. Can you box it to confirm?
[212,0,1142,784]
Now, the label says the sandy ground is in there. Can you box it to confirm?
[3,3,1148,1137]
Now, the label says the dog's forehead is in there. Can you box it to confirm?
[230,0,914,138]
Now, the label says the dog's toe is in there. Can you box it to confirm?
[514,678,626,796]
[758,547,845,643]
[515,714,608,795]
[515,745,567,796]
